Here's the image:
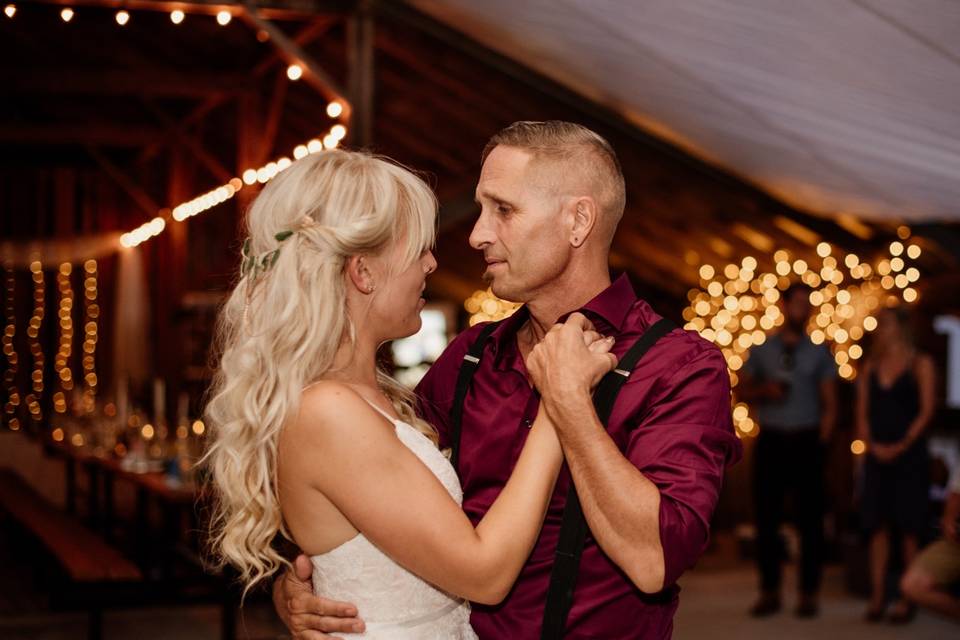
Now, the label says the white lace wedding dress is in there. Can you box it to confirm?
[309,403,478,639]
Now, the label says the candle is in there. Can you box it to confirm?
[177,392,189,427]
[153,378,165,425]
[117,376,129,427]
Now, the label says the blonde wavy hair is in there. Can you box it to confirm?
[204,149,438,595]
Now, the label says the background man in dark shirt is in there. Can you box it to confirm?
[274,121,741,639]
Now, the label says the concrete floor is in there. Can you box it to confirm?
[2,548,957,639]
[674,562,956,640]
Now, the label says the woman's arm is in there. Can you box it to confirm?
[855,360,871,444]
[902,354,936,446]
[283,382,560,605]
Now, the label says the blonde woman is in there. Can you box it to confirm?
[204,150,617,638]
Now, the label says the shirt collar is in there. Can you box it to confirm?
[487,274,637,364]
[576,273,636,332]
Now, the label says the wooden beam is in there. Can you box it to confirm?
[376,114,472,176]
[25,0,347,21]
[240,2,348,107]
[137,17,336,164]
[608,249,686,299]
[236,91,262,217]
[376,31,515,129]
[7,69,254,97]
[614,227,698,291]
[140,99,234,184]
[260,71,289,162]
[0,124,161,147]
[86,147,162,217]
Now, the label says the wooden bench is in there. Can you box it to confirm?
[0,468,142,639]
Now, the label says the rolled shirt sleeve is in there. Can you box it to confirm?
[625,346,741,588]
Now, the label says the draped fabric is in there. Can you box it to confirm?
[412,0,960,222]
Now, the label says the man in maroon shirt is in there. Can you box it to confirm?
[274,121,741,638]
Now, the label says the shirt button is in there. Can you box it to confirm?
[523,418,533,428]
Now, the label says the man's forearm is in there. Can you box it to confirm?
[544,392,665,593]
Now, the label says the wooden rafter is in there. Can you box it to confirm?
[7,69,254,98]
[85,146,162,217]
[137,17,336,164]
[240,1,348,108]
[139,99,234,184]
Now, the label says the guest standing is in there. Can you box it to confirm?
[857,306,936,623]
[739,283,838,618]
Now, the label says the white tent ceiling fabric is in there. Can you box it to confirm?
[411,0,960,223]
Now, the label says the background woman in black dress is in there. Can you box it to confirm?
[856,307,936,623]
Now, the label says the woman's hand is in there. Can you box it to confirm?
[871,440,909,463]
[526,313,618,403]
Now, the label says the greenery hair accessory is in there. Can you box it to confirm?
[240,230,295,281]
[240,216,315,329]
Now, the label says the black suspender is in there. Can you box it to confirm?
[449,321,500,472]
[540,317,675,639]
[449,316,676,638]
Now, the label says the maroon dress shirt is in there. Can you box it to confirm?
[415,275,742,639]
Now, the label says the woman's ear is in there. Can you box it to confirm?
[569,196,598,248]
[346,255,376,294]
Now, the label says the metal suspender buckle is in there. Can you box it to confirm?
[463,354,480,364]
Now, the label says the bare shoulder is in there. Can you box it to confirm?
[286,380,387,445]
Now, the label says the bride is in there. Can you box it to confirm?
[204,149,615,638]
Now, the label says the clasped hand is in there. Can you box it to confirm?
[526,312,618,407]
[870,440,909,463]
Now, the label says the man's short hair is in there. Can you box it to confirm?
[482,121,626,224]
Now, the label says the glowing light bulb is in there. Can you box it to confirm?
[287,64,303,81]
[327,101,343,118]
[170,10,184,25]
[216,10,232,25]
[60,7,74,22]
[115,10,129,25]
[4,4,15,19]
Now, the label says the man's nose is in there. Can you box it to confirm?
[469,210,494,250]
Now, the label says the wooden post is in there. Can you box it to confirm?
[347,0,375,148]
[236,92,261,230]
[152,147,189,421]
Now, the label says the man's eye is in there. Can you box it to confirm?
[497,205,511,214]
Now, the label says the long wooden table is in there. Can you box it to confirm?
[44,438,203,579]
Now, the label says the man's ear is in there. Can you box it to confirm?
[569,196,598,248]
[346,255,375,294]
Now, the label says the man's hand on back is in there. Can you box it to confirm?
[274,554,365,639]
